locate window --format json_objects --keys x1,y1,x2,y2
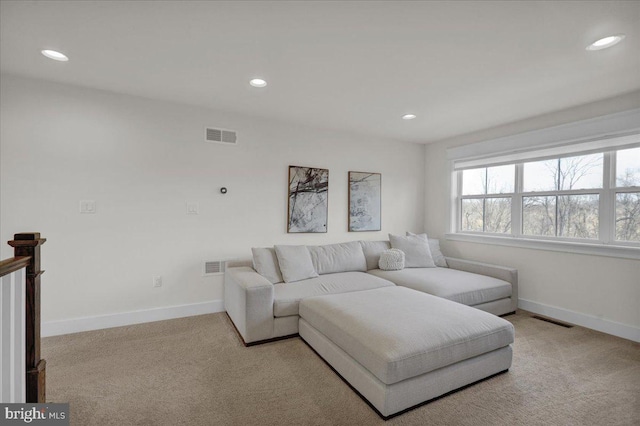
[
  {"x1": 615, "y1": 147, "x2": 640, "y2": 242},
  {"x1": 521, "y1": 153, "x2": 602, "y2": 239},
  {"x1": 454, "y1": 145, "x2": 640, "y2": 251},
  {"x1": 461, "y1": 165, "x2": 514, "y2": 233}
]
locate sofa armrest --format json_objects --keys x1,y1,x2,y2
[
  {"x1": 224, "y1": 266, "x2": 275, "y2": 344},
  {"x1": 445, "y1": 257, "x2": 518, "y2": 312},
  {"x1": 227, "y1": 259, "x2": 252, "y2": 268}
]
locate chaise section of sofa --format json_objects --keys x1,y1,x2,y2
[
  {"x1": 445, "y1": 257, "x2": 518, "y2": 313},
  {"x1": 368, "y1": 258, "x2": 517, "y2": 315},
  {"x1": 362, "y1": 239, "x2": 517, "y2": 315}
]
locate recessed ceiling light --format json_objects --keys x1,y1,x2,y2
[
  {"x1": 41, "y1": 49, "x2": 69, "y2": 61},
  {"x1": 402, "y1": 114, "x2": 417, "y2": 120},
  {"x1": 586, "y1": 34, "x2": 625, "y2": 51},
  {"x1": 249, "y1": 78, "x2": 267, "y2": 88}
]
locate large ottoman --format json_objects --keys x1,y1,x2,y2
[{"x1": 298, "y1": 286, "x2": 514, "y2": 419}]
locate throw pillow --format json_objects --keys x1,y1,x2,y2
[
  {"x1": 406, "y1": 232, "x2": 448, "y2": 267},
  {"x1": 251, "y1": 247, "x2": 284, "y2": 283},
  {"x1": 274, "y1": 245, "x2": 319, "y2": 283},
  {"x1": 378, "y1": 249, "x2": 405, "y2": 271},
  {"x1": 428, "y1": 239, "x2": 448, "y2": 268},
  {"x1": 388, "y1": 233, "x2": 436, "y2": 268}
]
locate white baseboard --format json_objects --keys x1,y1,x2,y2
[
  {"x1": 518, "y1": 299, "x2": 640, "y2": 343},
  {"x1": 41, "y1": 298, "x2": 639, "y2": 342},
  {"x1": 42, "y1": 299, "x2": 225, "y2": 337}
]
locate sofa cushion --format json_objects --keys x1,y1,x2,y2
[
  {"x1": 407, "y1": 233, "x2": 448, "y2": 268},
  {"x1": 359, "y1": 240, "x2": 391, "y2": 270},
  {"x1": 308, "y1": 241, "x2": 367, "y2": 275},
  {"x1": 299, "y1": 286, "x2": 514, "y2": 385},
  {"x1": 273, "y1": 272, "x2": 394, "y2": 317},
  {"x1": 251, "y1": 247, "x2": 283, "y2": 284},
  {"x1": 368, "y1": 267, "x2": 511, "y2": 306},
  {"x1": 388, "y1": 233, "x2": 436, "y2": 268},
  {"x1": 274, "y1": 245, "x2": 318, "y2": 283}
]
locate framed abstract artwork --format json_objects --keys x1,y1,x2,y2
[
  {"x1": 349, "y1": 171, "x2": 381, "y2": 232},
  {"x1": 287, "y1": 166, "x2": 329, "y2": 233}
]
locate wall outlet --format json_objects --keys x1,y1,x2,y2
[
  {"x1": 80, "y1": 200, "x2": 96, "y2": 214},
  {"x1": 186, "y1": 202, "x2": 199, "y2": 215},
  {"x1": 153, "y1": 276, "x2": 162, "y2": 288}
]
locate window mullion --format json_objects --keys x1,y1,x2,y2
[
  {"x1": 513, "y1": 163, "x2": 523, "y2": 237},
  {"x1": 482, "y1": 169, "x2": 487, "y2": 232},
  {"x1": 601, "y1": 151, "x2": 614, "y2": 243},
  {"x1": 555, "y1": 159, "x2": 560, "y2": 237},
  {"x1": 524, "y1": 188, "x2": 606, "y2": 196},
  {"x1": 555, "y1": 195, "x2": 559, "y2": 237},
  {"x1": 482, "y1": 198, "x2": 486, "y2": 232},
  {"x1": 454, "y1": 170, "x2": 462, "y2": 233}
]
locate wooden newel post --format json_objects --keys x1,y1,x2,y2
[{"x1": 8, "y1": 232, "x2": 46, "y2": 403}]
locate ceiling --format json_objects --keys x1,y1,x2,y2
[{"x1": 1, "y1": 1, "x2": 639, "y2": 144}]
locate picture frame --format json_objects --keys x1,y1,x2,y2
[
  {"x1": 287, "y1": 165, "x2": 329, "y2": 233},
  {"x1": 348, "y1": 171, "x2": 381, "y2": 232}
]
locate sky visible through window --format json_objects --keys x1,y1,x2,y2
[{"x1": 617, "y1": 147, "x2": 640, "y2": 187}]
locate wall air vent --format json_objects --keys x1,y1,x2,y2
[
  {"x1": 205, "y1": 127, "x2": 237, "y2": 145},
  {"x1": 203, "y1": 260, "x2": 226, "y2": 276}
]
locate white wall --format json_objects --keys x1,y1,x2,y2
[
  {"x1": 0, "y1": 75, "x2": 425, "y2": 330},
  {"x1": 424, "y1": 91, "x2": 640, "y2": 339}
]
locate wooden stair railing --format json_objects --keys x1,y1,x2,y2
[
  {"x1": 0, "y1": 255, "x2": 30, "y2": 402},
  {"x1": 5, "y1": 232, "x2": 47, "y2": 403}
]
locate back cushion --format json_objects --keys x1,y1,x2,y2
[
  {"x1": 406, "y1": 232, "x2": 448, "y2": 267},
  {"x1": 274, "y1": 245, "x2": 319, "y2": 283},
  {"x1": 359, "y1": 240, "x2": 391, "y2": 270},
  {"x1": 308, "y1": 241, "x2": 367, "y2": 275},
  {"x1": 251, "y1": 247, "x2": 283, "y2": 283}
]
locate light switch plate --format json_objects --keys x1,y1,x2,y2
[
  {"x1": 80, "y1": 200, "x2": 96, "y2": 214},
  {"x1": 186, "y1": 202, "x2": 199, "y2": 215}
]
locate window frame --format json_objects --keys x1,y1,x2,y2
[
  {"x1": 450, "y1": 147, "x2": 640, "y2": 259},
  {"x1": 459, "y1": 165, "x2": 515, "y2": 235},
  {"x1": 611, "y1": 148, "x2": 640, "y2": 246}
]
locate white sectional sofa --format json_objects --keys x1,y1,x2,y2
[{"x1": 224, "y1": 238, "x2": 518, "y2": 345}]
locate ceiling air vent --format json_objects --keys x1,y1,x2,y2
[
  {"x1": 205, "y1": 127, "x2": 237, "y2": 145},
  {"x1": 203, "y1": 260, "x2": 226, "y2": 276}
]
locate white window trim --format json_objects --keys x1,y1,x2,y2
[
  {"x1": 447, "y1": 109, "x2": 640, "y2": 260},
  {"x1": 445, "y1": 232, "x2": 640, "y2": 260},
  {"x1": 447, "y1": 108, "x2": 640, "y2": 164}
]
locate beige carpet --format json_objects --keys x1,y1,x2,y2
[{"x1": 43, "y1": 310, "x2": 640, "y2": 426}]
